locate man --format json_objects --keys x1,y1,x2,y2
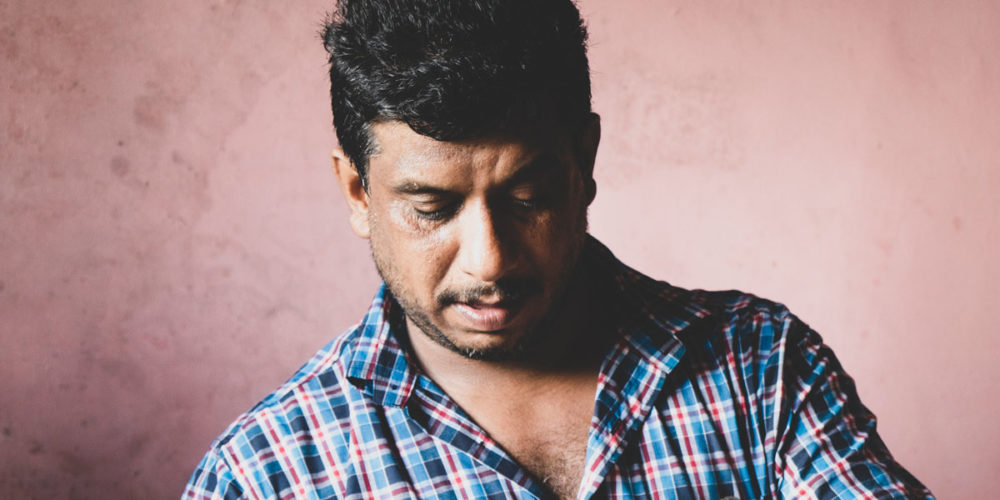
[{"x1": 184, "y1": 0, "x2": 933, "y2": 498}]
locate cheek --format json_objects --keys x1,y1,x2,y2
[
  {"x1": 379, "y1": 207, "x2": 456, "y2": 292},
  {"x1": 419, "y1": 236, "x2": 458, "y2": 290},
  {"x1": 536, "y1": 201, "x2": 589, "y2": 264}
]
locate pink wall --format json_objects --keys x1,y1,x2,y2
[{"x1": 2, "y1": 1, "x2": 996, "y2": 497}]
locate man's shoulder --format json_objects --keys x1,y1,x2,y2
[
  {"x1": 205, "y1": 323, "x2": 367, "y2": 455},
  {"x1": 590, "y1": 236, "x2": 814, "y2": 360},
  {"x1": 616, "y1": 260, "x2": 799, "y2": 331},
  {"x1": 687, "y1": 287, "x2": 810, "y2": 350},
  {"x1": 184, "y1": 289, "x2": 410, "y2": 497},
  {"x1": 687, "y1": 287, "x2": 799, "y2": 326},
  {"x1": 662, "y1": 286, "x2": 824, "y2": 390},
  {"x1": 184, "y1": 321, "x2": 387, "y2": 498},
  {"x1": 619, "y1": 265, "x2": 813, "y2": 361}
]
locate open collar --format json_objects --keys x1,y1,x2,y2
[
  {"x1": 575, "y1": 237, "x2": 714, "y2": 498},
  {"x1": 341, "y1": 236, "x2": 716, "y2": 498}
]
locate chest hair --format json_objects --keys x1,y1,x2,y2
[{"x1": 515, "y1": 434, "x2": 588, "y2": 500}]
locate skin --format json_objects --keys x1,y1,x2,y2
[{"x1": 332, "y1": 116, "x2": 604, "y2": 499}]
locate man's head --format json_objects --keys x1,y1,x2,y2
[
  {"x1": 324, "y1": 0, "x2": 600, "y2": 361},
  {"x1": 322, "y1": 0, "x2": 593, "y2": 188}
]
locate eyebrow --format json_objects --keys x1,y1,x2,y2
[
  {"x1": 389, "y1": 153, "x2": 564, "y2": 196},
  {"x1": 391, "y1": 182, "x2": 454, "y2": 196}
]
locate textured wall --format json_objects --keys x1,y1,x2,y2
[{"x1": 1, "y1": 0, "x2": 996, "y2": 498}]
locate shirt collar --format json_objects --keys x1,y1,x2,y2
[{"x1": 343, "y1": 285, "x2": 418, "y2": 407}]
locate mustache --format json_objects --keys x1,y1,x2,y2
[{"x1": 437, "y1": 277, "x2": 542, "y2": 306}]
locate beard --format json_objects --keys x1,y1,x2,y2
[
  {"x1": 372, "y1": 224, "x2": 589, "y2": 363},
  {"x1": 396, "y1": 278, "x2": 542, "y2": 361}
]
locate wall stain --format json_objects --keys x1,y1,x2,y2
[
  {"x1": 133, "y1": 83, "x2": 184, "y2": 132},
  {"x1": 874, "y1": 237, "x2": 894, "y2": 257},
  {"x1": 6, "y1": 107, "x2": 25, "y2": 145},
  {"x1": 133, "y1": 94, "x2": 165, "y2": 131},
  {"x1": 0, "y1": 25, "x2": 17, "y2": 61},
  {"x1": 57, "y1": 450, "x2": 95, "y2": 477},
  {"x1": 29, "y1": 440, "x2": 44, "y2": 455},
  {"x1": 97, "y1": 356, "x2": 146, "y2": 391},
  {"x1": 110, "y1": 156, "x2": 130, "y2": 178},
  {"x1": 126, "y1": 433, "x2": 151, "y2": 458}
]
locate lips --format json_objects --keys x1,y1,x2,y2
[{"x1": 451, "y1": 300, "x2": 524, "y2": 332}]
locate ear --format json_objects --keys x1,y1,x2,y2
[
  {"x1": 576, "y1": 113, "x2": 601, "y2": 205},
  {"x1": 331, "y1": 147, "x2": 372, "y2": 239}
]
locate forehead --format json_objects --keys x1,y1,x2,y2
[{"x1": 367, "y1": 121, "x2": 572, "y2": 185}]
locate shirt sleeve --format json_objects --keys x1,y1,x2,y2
[
  {"x1": 773, "y1": 315, "x2": 934, "y2": 499},
  {"x1": 182, "y1": 448, "x2": 248, "y2": 500}
]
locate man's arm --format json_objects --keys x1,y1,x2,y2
[
  {"x1": 182, "y1": 449, "x2": 247, "y2": 500},
  {"x1": 773, "y1": 316, "x2": 933, "y2": 499}
]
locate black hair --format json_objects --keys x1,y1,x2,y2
[{"x1": 322, "y1": 0, "x2": 592, "y2": 187}]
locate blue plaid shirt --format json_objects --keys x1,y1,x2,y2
[{"x1": 184, "y1": 237, "x2": 932, "y2": 499}]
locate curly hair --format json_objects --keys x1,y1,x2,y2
[{"x1": 321, "y1": 0, "x2": 592, "y2": 187}]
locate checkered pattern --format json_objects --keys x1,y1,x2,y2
[{"x1": 183, "y1": 237, "x2": 933, "y2": 499}]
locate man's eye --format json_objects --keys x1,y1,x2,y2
[
  {"x1": 510, "y1": 189, "x2": 548, "y2": 210},
  {"x1": 511, "y1": 196, "x2": 541, "y2": 209},
  {"x1": 412, "y1": 202, "x2": 456, "y2": 221}
]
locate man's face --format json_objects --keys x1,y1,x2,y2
[{"x1": 335, "y1": 120, "x2": 599, "y2": 361}]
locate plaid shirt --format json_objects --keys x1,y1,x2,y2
[{"x1": 184, "y1": 237, "x2": 932, "y2": 499}]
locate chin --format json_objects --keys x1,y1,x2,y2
[
  {"x1": 445, "y1": 328, "x2": 538, "y2": 362},
  {"x1": 452, "y1": 342, "x2": 528, "y2": 362}
]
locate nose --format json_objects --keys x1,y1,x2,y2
[{"x1": 456, "y1": 200, "x2": 515, "y2": 283}]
